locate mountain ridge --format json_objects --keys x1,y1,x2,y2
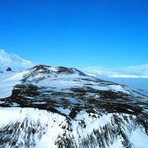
[
  {"x1": 0, "y1": 64, "x2": 148, "y2": 147},
  {"x1": 0, "y1": 50, "x2": 148, "y2": 147}
]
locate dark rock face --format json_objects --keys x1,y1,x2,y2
[
  {"x1": 5, "y1": 67, "x2": 12, "y2": 71},
  {"x1": 0, "y1": 65, "x2": 148, "y2": 148},
  {"x1": 3, "y1": 83, "x2": 147, "y2": 116}
]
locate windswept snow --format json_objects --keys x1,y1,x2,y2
[{"x1": 0, "y1": 71, "x2": 27, "y2": 98}]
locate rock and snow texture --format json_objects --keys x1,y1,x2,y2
[
  {"x1": 0, "y1": 107, "x2": 147, "y2": 148},
  {"x1": 0, "y1": 64, "x2": 148, "y2": 148},
  {"x1": 0, "y1": 49, "x2": 34, "y2": 71}
]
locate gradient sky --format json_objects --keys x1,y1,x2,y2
[{"x1": 0, "y1": 0, "x2": 148, "y2": 68}]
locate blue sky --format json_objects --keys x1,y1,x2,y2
[{"x1": 0, "y1": 0, "x2": 148, "y2": 68}]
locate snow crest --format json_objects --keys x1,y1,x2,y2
[{"x1": 0, "y1": 49, "x2": 34, "y2": 71}]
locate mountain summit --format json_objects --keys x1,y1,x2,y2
[{"x1": 0, "y1": 49, "x2": 34, "y2": 71}]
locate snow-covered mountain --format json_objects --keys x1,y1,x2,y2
[
  {"x1": 0, "y1": 49, "x2": 34, "y2": 71},
  {"x1": 0, "y1": 64, "x2": 148, "y2": 148},
  {"x1": 83, "y1": 64, "x2": 148, "y2": 78}
]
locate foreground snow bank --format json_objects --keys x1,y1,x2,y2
[
  {"x1": 0, "y1": 107, "x2": 66, "y2": 148},
  {"x1": 0, "y1": 107, "x2": 147, "y2": 148}
]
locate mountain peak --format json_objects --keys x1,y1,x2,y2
[
  {"x1": 29, "y1": 64, "x2": 87, "y2": 76},
  {"x1": 0, "y1": 49, "x2": 34, "y2": 71}
]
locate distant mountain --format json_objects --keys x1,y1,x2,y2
[
  {"x1": 0, "y1": 64, "x2": 148, "y2": 148},
  {"x1": 83, "y1": 64, "x2": 148, "y2": 78},
  {"x1": 0, "y1": 49, "x2": 34, "y2": 71},
  {"x1": 82, "y1": 65, "x2": 148, "y2": 90}
]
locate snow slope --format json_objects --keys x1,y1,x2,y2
[
  {"x1": 0, "y1": 70, "x2": 28, "y2": 98},
  {"x1": 0, "y1": 65, "x2": 148, "y2": 148},
  {"x1": 0, "y1": 49, "x2": 34, "y2": 71}
]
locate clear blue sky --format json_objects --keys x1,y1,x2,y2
[{"x1": 0, "y1": 0, "x2": 148, "y2": 68}]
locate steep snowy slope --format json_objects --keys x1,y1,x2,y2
[
  {"x1": 0, "y1": 70, "x2": 28, "y2": 98},
  {"x1": 0, "y1": 49, "x2": 34, "y2": 71},
  {"x1": 0, "y1": 65, "x2": 148, "y2": 148}
]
